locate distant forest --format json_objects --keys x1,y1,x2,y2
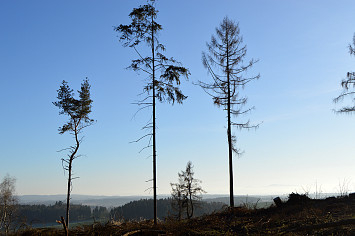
[
  {"x1": 110, "y1": 198, "x2": 226, "y2": 221},
  {"x1": 16, "y1": 202, "x2": 105, "y2": 226},
  {"x1": 15, "y1": 199, "x2": 225, "y2": 226}
]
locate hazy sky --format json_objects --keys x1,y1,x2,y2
[{"x1": 1, "y1": 0, "x2": 355, "y2": 197}]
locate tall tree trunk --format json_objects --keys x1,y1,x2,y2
[
  {"x1": 226, "y1": 28, "x2": 234, "y2": 208},
  {"x1": 228, "y1": 108, "x2": 234, "y2": 208},
  {"x1": 151, "y1": 14, "x2": 157, "y2": 225},
  {"x1": 65, "y1": 124, "x2": 80, "y2": 232},
  {"x1": 228, "y1": 96, "x2": 234, "y2": 207},
  {"x1": 66, "y1": 161, "x2": 71, "y2": 229},
  {"x1": 188, "y1": 190, "x2": 194, "y2": 219},
  {"x1": 186, "y1": 195, "x2": 190, "y2": 219}
]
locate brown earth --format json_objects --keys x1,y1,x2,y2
[{"x1": 13, "y1": 193, "x2": 355, "y2": 235}]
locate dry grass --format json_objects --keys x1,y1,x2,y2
[{"x1": 11, "y1": 193, "x2": 355, "y2": 235}]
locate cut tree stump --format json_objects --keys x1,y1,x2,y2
[{"x1": 273, "y1": 197, "x2": 282, "y2": 207}]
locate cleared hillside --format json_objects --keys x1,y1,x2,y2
[{"x1": 15, "y1": 193, "x2": 355, "y2": 235}]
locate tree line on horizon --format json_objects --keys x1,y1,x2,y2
[
  {"x1": 16, "y1": 202, "x2": 92, "y2": 227},
  {"x1": 0, "y1": 197, "x2": 226, "y2": 231},
  {"x1": 110, "y1": 198, "x2": 225, "y2": 221}
]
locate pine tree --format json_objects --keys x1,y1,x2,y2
[
  {"x1": 53, "y1": 78, "x2": 94, "y2": 233},
  {"x1": 115, "y1": 0, "x2": 189, "y2": 224},
  {"x1": 171, "y1": 161, "x2": 205, "y2": 219},
  {"x1": 198, "y1": 17, "x2": 259, "y2": 207}
]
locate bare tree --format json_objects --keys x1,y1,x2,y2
[
  {"x1": 197, "y1": 17, "x2": 260, "y2": 207},
  {"x1": 334, "y1": 33, "x2": 355, "y2": 113},
  {"x1": 0, "y1": 174, "x2": 18, "y2": 235},
  {"x1": 53, "y1": 78, "x2": 94, "y2": 233},
  {"x1": 170, "y1": 181, "x2": 184, "y2": 220},
  {"x1": 337, "y1": 178, "x2": 350, "y2": 197},
  {"x1": 171, "y1": 161, "x2": 205, "y2": 219},
  {"x1": 115, "y1": 0, "x2": 189, "y2": 224}
]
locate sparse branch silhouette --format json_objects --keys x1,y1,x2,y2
[
  {"x1": 197, "y1": 17, "x2": 260, "y2": 207},
  {"x1": 170, "y1": 161, "x2": 206, "y2": 220},
  {"x1": 115, "y1": 0, "x2": 190, "y2": 225},
  {"x1": 53, "y1": 78, "x2": 94, "y2": 234},
  {"x1": 334, "y1": 33, "x2": 355, "y2": 114},
  {"x1": 0, "y1": 175, "x2": 18, "y2": 235}
]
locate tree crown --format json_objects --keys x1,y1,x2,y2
[
  {"x1": 200, "y1": 16, "x2": 259, "y2": 108},
  {"x1": 53, "y1": 78, "x2": 94, "y2": 134},
  {"x1": 114, "y1": 0, "x2": 190, "y2": 105}
]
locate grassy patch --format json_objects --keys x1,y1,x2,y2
[{"x1": 12, "y1": 193, "x2": 355, "y2": 235}]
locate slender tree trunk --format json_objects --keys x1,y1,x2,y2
[
  {"x1": 188, "y1": 191, "x2": 194, "y2": 219},
  {"x1": 228, "y1": 109, "x2": 234, "y2": 207},
  {"x1": 226, "y1": 29, "x2": 234, "y2": 208},
  {"x1": 3, "y1": 207, "x2": 8, "y2": 236},
  {"x1": 186, "y1": 196, "x2": 190, "y2": 219},
  {"x1": 178, "y1": 197, "x2": 182, "y2": 220},
  {"x1": 151, "y1": 14, "x2": 157, "y2": 225},
  {"x1": 228, "y1": 96, "x2": 234, "y2": 207},
  {"x1": 66, "y1": 160, "x2": 72, "y2": 230},
  {"x1": 5, "y1": 220, "x2": 8, "y2": 236},
  {"x1": 65, "y1": 124, "x2": 80, "y2": 232},
  {"x1": 60, "y1": 216, "x2": 68, "y2": 236}
]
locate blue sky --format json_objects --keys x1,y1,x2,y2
[{"x1": 1, "y1": 0, "x2": 355, "y2": 197}]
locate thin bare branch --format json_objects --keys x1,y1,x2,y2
[{"x1": 130, "y1": 133, "x2": 153, "y2": 144}]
